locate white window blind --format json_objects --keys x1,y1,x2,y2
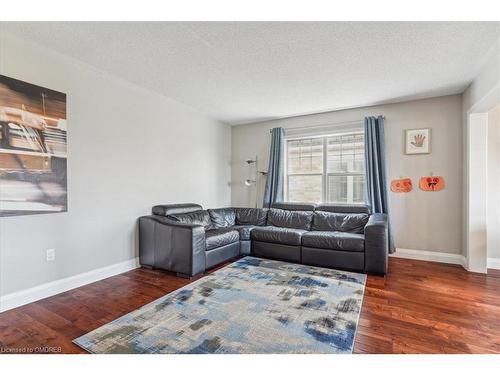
[{"x1": 285, "y1": 130, "x2": 366, "y2": 204}]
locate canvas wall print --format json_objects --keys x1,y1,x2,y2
[
  {"x1": 405, "y1": 128, "x2": 430, "y2": 154},
  {"x1": 419, "y1": 176, "x2": 444, "y2": 191},
  {"x1": 0, "y1": 75, "x2": 67, "y2": 216}
]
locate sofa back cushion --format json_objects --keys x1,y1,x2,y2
[
  {"x1": 315, "y1": 203, "x2": 370, "y2": 214},
  {"x1": 208, "y1": 208, "x2": 236, "y2": 228},
  {"x1": 271, "y1": 202, "x2": 316, "y2": 211},
  {"x1": 267, "y1": 208, "x2": 313, "y2": 230},
  {"x1": 313, "y1": 211, "x2": 369, "y2": 234},
  {"x1": 168, "y1": 210, "x2": 212, "y2": 230},
  {"x1": 235, "y1": 208, "x2": 268, "y2": 226}
]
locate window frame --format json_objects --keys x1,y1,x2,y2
[{"x1": 284, "y1": 130, "x2": 366, "y2": 204}]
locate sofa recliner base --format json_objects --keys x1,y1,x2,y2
[
  {"x1": 240, "y1": 240, "x2": 251, "y2": 255},
  {"x1": 301, "y1": 246, "x2": 365, "y2": 272},
  {"x1": 205, "y1": 242, "x2": 240, "y2": 269},
  {"x1": 252, "y1": 241, "x2": 301, "y2": 263}
]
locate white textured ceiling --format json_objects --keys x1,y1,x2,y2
[{"x1": 2, "y1": 22, "x2": 499, "y2": 124}]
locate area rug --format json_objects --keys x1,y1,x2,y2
[{"x1": 73, "y1": 256, "x2": 366, "y2": 354}]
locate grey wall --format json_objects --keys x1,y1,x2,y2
[
  {"x1": 461, "y1": 38, "x2": 499, "y2": 270},
  {"x1": 231, "y1": 95, "x2": 463, "y2": 254},
  {"x1": 0, "y1": 33, "x2": 231, "y2": 296}
]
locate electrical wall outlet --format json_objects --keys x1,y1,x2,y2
[{"x1": 46, "y1": 248, "x2": 55, "y2": 262}]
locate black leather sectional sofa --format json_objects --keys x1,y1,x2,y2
[{"x1": 138, "y1": 202, "x2": 389, "y2": 278}]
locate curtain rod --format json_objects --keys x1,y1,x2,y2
[{"x1": 269, "y1": 116, "x2": 386, "y2": 133}]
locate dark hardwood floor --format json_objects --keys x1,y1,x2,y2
[{"x1": 0, "y1": 257, "x2": 499, "y2": 354}]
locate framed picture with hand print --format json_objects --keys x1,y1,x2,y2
[{"x1": 405, "y1": 128, "x2": 431, "y2": 154}]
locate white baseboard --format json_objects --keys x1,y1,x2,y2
[
  {"x1": 0, "y1": 257, "x2": 140, "y2": 313},
  {"x1": 391, "y1": 248, "x2": 467, "y2": 268},
  {"x1": 488, "y1": 257, "x2": 500, "y2": 270}
]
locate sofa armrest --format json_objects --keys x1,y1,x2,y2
[
  {"x1": 364, "y1": 213, "x2": 388, "y2": 275},
  {"x1": 138, "y1": 215, "x2": 206, "y2": 277}
]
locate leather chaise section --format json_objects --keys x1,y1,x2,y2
[
  {"x1": 267, "y1": 208, "x2": 313, "y2": 230},
  {"x1": 205, "y1": 228, "x2": 239, "y2": 250},
  {"x1": 301, "y1": 231, "x2": 365, "y2": 252},
  {"x1": 251, "y1": 226, "x2": 307, "y2": 246},
  {"x1": 312, "y1": 211, "x2": 369, "y2": 234}
]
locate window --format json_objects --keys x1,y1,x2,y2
[{"x1": 285, "y1": 132, "x2": 366, "y2": 204}]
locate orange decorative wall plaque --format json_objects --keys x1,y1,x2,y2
[
  {"x1": 391, "y1": 178, "x2": 412, "y2": 193},
  {"x1": 419, "y1": 176, "x2": 445, "y2": 191}
]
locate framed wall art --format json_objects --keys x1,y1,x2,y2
[
  {"x1": 405, "y1": 128, "x2": 430, "y2": 155},
  {"x1": 0, "y1": 75, "x2": 67, "y2": 216}
]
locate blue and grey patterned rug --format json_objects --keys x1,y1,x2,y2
[{"x1": 74, "y1": 257, "x2": 366, "y2": 354}]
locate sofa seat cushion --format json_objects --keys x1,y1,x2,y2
[
  {"x1": 230, "y1": 225, "x2": 256, "y2": 240},
  {"x1": 312, "y1": 211, "x2": 369, "y2": 234},
  {"x1": 267, "y1": 208, "x2": 313, "y2": 230},
  {"x1": 205, "y1": 228, "x2": 239, "y2": 250},
  {"x1": 251, "y1": 226, "x2": 307, "y2": 246},
  {"x1": 302, "y1": 231, "x2": 365, "y2": 252}
]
